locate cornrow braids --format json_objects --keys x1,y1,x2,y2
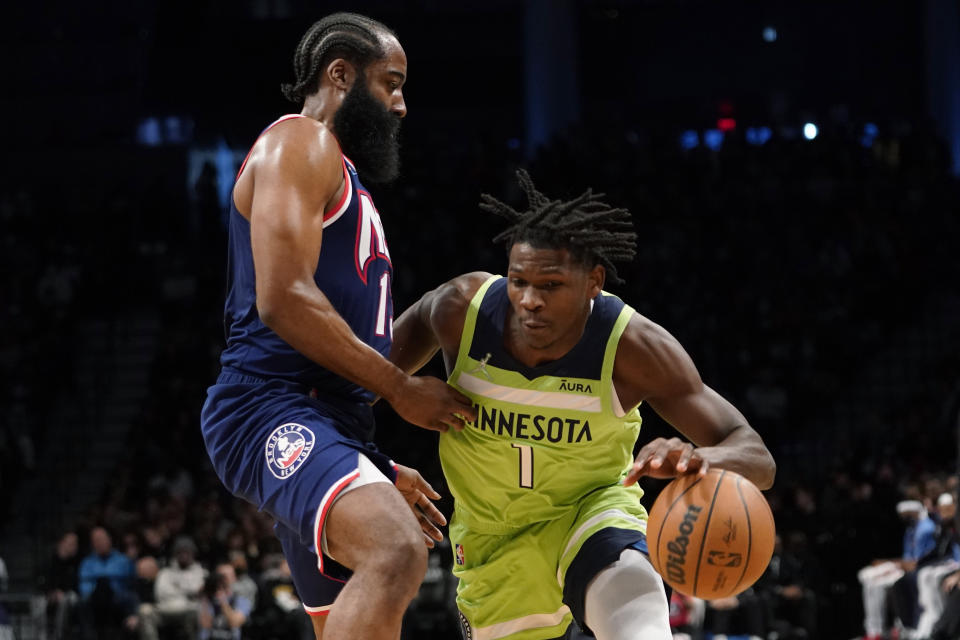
[
  {"x1": 281, "y1": 13, "x2": 396, "y2": 104},
  {"x1": 480, "y1": 169, "x2": 638, "y2": 284}
]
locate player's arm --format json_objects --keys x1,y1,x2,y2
[
  {"x1": 390, "y1": 272, "x2": 493, "y2": 375},
  {"x1": 616, "y1": 315, "x2": 776, "y2": 489},
  {"x1": 249, "y1": 122, "x2": 474, "y2": 431}
]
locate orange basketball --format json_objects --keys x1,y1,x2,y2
[{"x1": 646, "y1": 468, "x2": 775, "y2": 599}]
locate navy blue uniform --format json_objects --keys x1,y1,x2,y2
[{"x1": 201, "y1": 115, "x2": 398, "y2": 616}]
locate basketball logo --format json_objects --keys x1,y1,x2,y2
[{"x1": 265, "y1": 423, "x2": 315, "y2": 479}]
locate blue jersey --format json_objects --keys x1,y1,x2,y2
[{"x1": 219, "y1": 115, "x2": 393, "y2": 404}]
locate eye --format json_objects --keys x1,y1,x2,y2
[
  {"x1": 510, "y1": 278, "x2": 527, "y2": 287},
  {"x1": 539, "y1": 281, "x2": 562, "y2": 290}
]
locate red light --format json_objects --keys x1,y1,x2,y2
[{"x1": 717, "y1": 118, "x2": 737, "y2": 132}]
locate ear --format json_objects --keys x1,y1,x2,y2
[
  {"x1": 324, "y1": 58, "x2": 356, "y2": 92},
  {"x1": 587, "y1": 264, "x2": 605, "y2": 298}
]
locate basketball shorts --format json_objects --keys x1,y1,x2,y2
[
  {"x1": 201, "y1": 369, "x2": 398, "y2": 615},
  {"x1": 451, "y1": 483, "x2": 655, "y2": 640}
]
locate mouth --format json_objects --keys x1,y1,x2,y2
[{"x1": 522, "y1": 319, "x2": 548, "y2": 331}]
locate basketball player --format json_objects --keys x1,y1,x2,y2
[
  {"x1": 390, "y1": 171, "x2": 777, "y2": 640},
  {"x1": 200, "y1": 13, "x2": 476, "y2": 640}
]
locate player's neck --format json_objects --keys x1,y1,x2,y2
[
  {"x1": 301, "y1": 93, "x2": 338, "y2": 131},
  {"x1": 502, "y1": 306, "x2": 590, "y2": 369}
]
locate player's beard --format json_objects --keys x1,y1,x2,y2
[{"x1": 333, "y1": 75, "x2": 402, "y2": 185}]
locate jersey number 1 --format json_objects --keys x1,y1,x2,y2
[
  {"x1": 375, "y1": 272, "x2": 391, "y2": 337},
  {"x1": 511, "y1": 443, "x2": 534, "y2": 489}
]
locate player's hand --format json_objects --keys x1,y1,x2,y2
[
  {"x1": 623, "y1": 437, "x2": 708, "y2": 486},
  {"x1": 388, "y1": 375, "x2": 477, "y2": 433},
  {"x1": 395, "y1": 464, "x2": 447, "y2": 548},
  {"x1": 942, "y1": 571, "x2": 960, "y2": 593}
]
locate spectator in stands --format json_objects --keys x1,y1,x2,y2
[
  {"x1": 199, "y1": 563, "x2": 251, "y2": 640},
  {"x1": 667, "y1": 592, "x2": 704, "y2": 640},
  {"x1": 0, "y1": 555, "x2": 11, "y2": 640},
  {"x1": 77, "y1": 526, "x2": 137, "y2": 639},
  {"x1": 247, "y1": 553, "x2": 302, "y2": 639},
  {"x1": 916, "y1": 492, "x2": 960, "y2": 638},
  {"x1": 760, "y1": 531, "x2": 820, "y2": 639},
  {"x1": 932, "y1": 567, "x2": 960, "y2": 639},
  {"x1": 701, "y1": 588, "x2": 766, "y2": 639},
  {"x1": 226, "y1": 551, "x2": 257, "y2": 613},
  {"x1": 42, "y1": 531, "x2": 80, "y2": 639},
  {"x1": 129, "y1": 555, "x2": 158, "y2": 639},
  {"x1": 857, "y1": 500, "x2": 936, "y2": 640},
  {"x1": 139, "y1": 536, "x2": 204, "y2": 640}
]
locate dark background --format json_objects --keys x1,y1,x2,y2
[{"x1": 2, "y1": 1, "x2": 959, "y2": 638}]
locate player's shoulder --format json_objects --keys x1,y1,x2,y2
[
  {"x1": 619, "y1": 311, "x2": 682, "y2": 357},
  {"x1": 427, "y1": 272, "x2": 496, "y2": 325},
  {"x1": 614, "y1": 310, "x2": 702, "y2": 396},
  {"x1": 249, "y1": 116, "x2": 342, "y2": 178}
]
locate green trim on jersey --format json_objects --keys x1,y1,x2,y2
[{"x1": 441, "y1": 275, "x2": 646, "y2": 535}]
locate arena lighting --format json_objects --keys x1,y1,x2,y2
[
  {"x1": 861, "y1": 122, "x2": 878, "y2": 148},
  {"x1": 680, "y1": 130, "x2": 699, "y2": 150},
  {"x1": 703, "y1": 129, "x2": 724, "y2": 151},
  {"x1": 803, "y1": 122, "x2": 818, "y2": 140},
  {"x1": 745, "y1": 126, "x2": 772, "y2": 145},
  {"x1": 717, "y1": 118, "x2": 737, "y2": 132},
  {"x1": 762, "y1": 26, "x2": 777, "y2": 42}
]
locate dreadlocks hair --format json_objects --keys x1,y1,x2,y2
[
  {"x1": 480, "y1": 169, "x2": 638, "y2": 285},
  {"x1": 281, "y1": 13, "x2": 396, "y2": 104}
]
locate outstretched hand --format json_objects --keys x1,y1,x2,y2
[
  {"x1": 389, "y1": 375, "x2": 477, "y2": 433},
  {"x1": 622, "y1": 436, "x2": 708, "y2": 486},
  {"x1": 395, "y1": 464, "x2": 447, "y2": 548}
]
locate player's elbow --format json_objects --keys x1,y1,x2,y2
[
  {"x1": 256, "y1": 295, "x2": 280, "y2": 328},
  {"x1": 755, "y1": 451, "x2": 776, "y2": 490},
  {"x1": 256, "y1": 286, "x2": 292, "y2": 330}
]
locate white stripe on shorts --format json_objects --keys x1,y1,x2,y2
[
  {"x1": 556, "y1": 508, "x2": 647, "y2": 585},
  {"x1": 303, "y1": 603, "x2": 332, "y2": 616},
  {"x1": 472, "y1": 605, "x2": 571, "y2": 640}
]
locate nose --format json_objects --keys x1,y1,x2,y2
[
  {"x1": 392, "y1": 92, "x2": 407, "y2": 119},
  {"x1": 520, "y1": 287, "x2": 543, "y2": 311}
]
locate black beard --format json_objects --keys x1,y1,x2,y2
[{"x1": 332, "y1": 77, "x2": 402, "y2": 185}]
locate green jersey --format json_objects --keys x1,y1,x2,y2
[{"x1": 442, "y1": 275, "x2": 646, "y2": 534}]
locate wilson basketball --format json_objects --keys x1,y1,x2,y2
[{"x1": 646, "y1": 468, "x2": 775, "y2": 599}]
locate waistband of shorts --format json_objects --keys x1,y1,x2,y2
[
  {"x1": 219, "y1": 366, "x2": 355, "y2": 399},
  {"x1": 218, "y1": 366, "x2": 376, "y2": 437}
]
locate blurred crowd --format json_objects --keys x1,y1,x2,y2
[{"x1": 1, "y1": 113, "x2": 959, "y2": 639}]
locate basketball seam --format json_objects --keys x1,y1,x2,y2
[
  {"x1": 692, "y1": 470, "x2": 726, "y2": 598},
  {"x1": 729, "y1": 475, "x2": 753, "y2": 594}
]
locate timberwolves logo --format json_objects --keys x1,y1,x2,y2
[{"x1": 265, "y1": 423, "x2": 315, "y2": 479}]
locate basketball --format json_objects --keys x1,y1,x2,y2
[{"x1": 646, "y1": 468, "x2": 775, "y2": 599}]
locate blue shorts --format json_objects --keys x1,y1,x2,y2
[{"x1": 201, "y1": 369, "x2": 398, "y2": 614}]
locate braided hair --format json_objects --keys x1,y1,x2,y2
[
  {"x1": 480, "y1": 170, "x2": 638, "y2": 284},
  {"x1": 281, "y1": 13, "x2": 396, "y2": 104}
]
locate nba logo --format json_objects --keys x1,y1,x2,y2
[{"x1": 455, "y1": 543, "x2": 465, "y2": 566}]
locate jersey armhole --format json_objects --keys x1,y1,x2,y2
[
  {"x1": 322, "y1": 158, "x2": 352, "y2": 228},
  {"x1": 602, "y1": 304, "x2": 638, "y2": 417},
  {"x1": 451, "y1": 275, "x2": 501, "y2": 379}
]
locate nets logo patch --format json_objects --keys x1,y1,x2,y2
[{"x1": 265, "y1": 423, "x2": 315, "y2": 479}]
